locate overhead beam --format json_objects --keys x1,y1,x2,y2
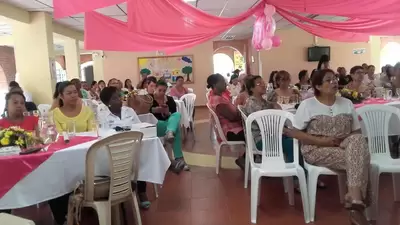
[
  {"x1": 53, "y1": 23, "x2": 84, "y2": 42},
  {"x1": 0, "y1": 2, "x2": 30, "y2": 23}
]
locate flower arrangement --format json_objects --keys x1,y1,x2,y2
[
  {"x1": 0, "y1": 127, "x2": 37, "y2": 148},
  {"x1": 339, "y1": 88, "x2": 364, "y2": 104}
]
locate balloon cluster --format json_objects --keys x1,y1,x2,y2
[{"x1": 252, "y1": 4, "x2": 282, "y2": 51}]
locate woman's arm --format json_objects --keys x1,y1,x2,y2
[
  {"x1": 284, "y1": 128, "x2": 339, "y2": 147},
  {"x1": 216, "y1": 104, "x2": 241, "y2": 122}
]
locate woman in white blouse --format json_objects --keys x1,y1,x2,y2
[{"x1": 286, "y1": 69, "x2": 371, "y2": 225}]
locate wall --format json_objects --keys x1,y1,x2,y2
[
  {"x1": 103, "y1": 41, "x2": 214, "y2": 106},
  {"x1": 0, "y1": 46, "x2": 16, "y2": 90},
  {"x1": 260, "y1": 28, "x2": 374, "y2": 82}
]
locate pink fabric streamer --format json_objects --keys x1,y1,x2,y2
[
  {"x1": 53, "y1": 0, "x2": 125, "y2": 18},
  {"x1": 267, "y1": 0, "x2": 400, "y2": 20},
  {"x1": 85, "y1": 11, "x2": 222, "y2": 53},
  {"x1": 276, "y1": 7, "x2": 400, "y2": 36},
  {"x1": 126, "y1": 0, "x2": 263, "y2": 35},
  {"x1": 276, "y1": 8, "x2": 369, "y2": 42}
]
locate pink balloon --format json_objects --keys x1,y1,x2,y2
[
  {"x1": 262, "y1": 38, "x2": 272, "y2": 50},
  {"x1": 271, "y1": 35, "x2": 282, "y2": 47},
  {"x1": 264, "y1": 4, "x2": 276, "y2": 17}
]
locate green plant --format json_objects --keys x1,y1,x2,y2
[
  {"x1": 181, "y1": 66, "x2": 193, "y2": 82},
  {"x1": 140, "y1": 68, "x2": 151, "y2": 76}
]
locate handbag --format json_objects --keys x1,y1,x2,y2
[
  {"x1": 69, "y1": 176, "x2": 110, "y2": 223},
  {"x1": 126, "y1": 91, "x2": 154, "y2": 115}
]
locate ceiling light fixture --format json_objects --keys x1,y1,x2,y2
[{"x1": 183, "y1": 0, "x2": 196, "y2": 2}]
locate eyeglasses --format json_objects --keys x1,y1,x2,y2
[{"x1": 323, "y1": 78, "x2": 339, "y2": 84}]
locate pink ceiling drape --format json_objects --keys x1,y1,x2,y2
[
  {"x1": 126, "y1": 0, "x2": 263, "y2": 35},
  {"x1": 267, "y1": 0, "x2": 400, "y2": 19},
  {"x1": 84, "y1": 11, "x2": 223, "y2": 53},
  {"x1": 53, "y1": 0, "x2": 400, "y2": 52}
]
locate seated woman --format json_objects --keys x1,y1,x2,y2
[
  {"x1": 287, "y1": 69, "x2": 370, "y2": 225},
  {"x1": 268, "y1": 70, "x2": 301, "y2": 103},
  {"x1": 234, "y1": 75, "x2": 252, "y2": 106},
  {"x1": 243, "y1": 75, "x2": 293, "y2": 159},
  {"x1": 347, "y1": 65, "x2": 374, "y2": 97},
  {"x1": 169, "y1": 76, "x2": 188, "y2": 99},
  {"x1": 52, "y1": 81, "x2": 95, "y2": 133},
  {"x1": 151, "y1": 80, "x2": 189, "y2": 171},
  {"x1": 90, "y1": 81, "x2": 100, "y2": 100},
  {"x1": 124, "y1": 79, "x2": 134, "y2": 92},
  {"x1": 228, "y1": 74, "x2": 241, "y2": 97},
  {"x1": 207, "y1": 74, "x2": 246, "y2": 169},
  {"x1": 0, "y1": 92, "x2": 38, "y2": 132},
  {"x1": 7, "y1": 86, "x2": 38, "y2": 112},
  {"x1": 146, "y1": 77, "x2": 157, "y2": 95},
  {"x1": 97, "y1": 86, "x2": 153, "y2": 209},
  {"x1": 294, "y1": 70, "x2": 310, "y2": 90}
]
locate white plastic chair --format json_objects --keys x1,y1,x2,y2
[
  {"x1": 67, "y1": 131, "x2": 143, "y2": 225},
  {"x1": 0, "y1": 213, "x2": 35, "y2": 225},
  {"x1": 205, "y1": 91, "x2": 215, "y2": 141},
  {"x1": 206, "y1": 103, "x2": 245, "y2": 174},
  {"x1": 187, "y1": 88, "x2": 194, "y2": 93},
  {"x1": 245, "y1": 109, "x2": 310, "y2": 224},
  {"x1": 237, "y1": 105, "x2": 262, "y2": 188},
  {"x1": 356, "y1": 104, "x2": 400, "y2": 220},
  {"x1": 180, "y1": 93, "x2": 196, "y2": 135},
  {"x1": 37, "y1": 104, "x2": 51, "y2": 116}
]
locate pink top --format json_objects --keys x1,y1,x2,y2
[
  {"x1": 169, "y1": 86, "x2": 188, "y2": 99},
  {"x1": 209, "y1": 94, "x2": 243, "y2": 136},
  {"x1": 0, "y1": 116, "x2": 38, "y2": 131}
]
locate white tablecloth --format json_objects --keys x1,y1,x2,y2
[
  {"x1": 0, "y1": 135, "x2": 170, "y2": 209},
  {"x1": 174, "y1": 100, "x2": 190, "y2": 128}
]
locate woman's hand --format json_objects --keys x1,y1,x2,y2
[
  {"x1": 152, "y1": 107, "x2": 163, "y2": 113},
  {"x1": 318, "y1": 137, "x2": 342, "y2": 147}
]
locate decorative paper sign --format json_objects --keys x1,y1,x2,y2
[
  {"x1": 353, "y1": 48, "x2": 366, "y2": 55},
  {"x1": 138, "y1": 55, "x2": 194, "y2": 84},
  {"x1": 49, "y1": 58, "x2": 57, "y2": 79}
]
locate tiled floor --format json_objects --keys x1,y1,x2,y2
[{"x1": 8, "y1": 107, "x2": 400, "y2": 225}]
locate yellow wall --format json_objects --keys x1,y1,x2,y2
[
  {"x1": 103, "y1": 41, "x2": 214, "y2": 106},
  {"x1": 102, "y1": 28, "x2": 383, "y2": 106}
]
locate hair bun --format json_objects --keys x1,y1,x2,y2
[{"x1": 206, "y1": 84, "x2": 211, "y2": 89}]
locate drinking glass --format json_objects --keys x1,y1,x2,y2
[
  {"x1": 396, "y1": 88, "x2": 400, "y2": 98},
  {"x1": 24, "y1": 135, "x2": 35, "y2": 151},
  {"x1": 61, "y1": 121, "x2": 76, "y2": 137},
  {"x1": 384, "y1": 89, "x2": 393, "y2": 100}
]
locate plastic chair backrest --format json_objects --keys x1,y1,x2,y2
[
  {"x1": 188, "y1": 88, "x2": 194, "y2": 93},
  {"x1": 206, "y1": 103, "x2": 227, "y2": 142},
  {"x1": 245, "y1": 109, "x2": 299, "y2": 169},
  {"x1": 237, "y1": 105, "x2": 248, "y2": 137},
  {"x1": 206, "y1": 91, "x2": 210, "y2": 102},
  {"x1": 180, "y1": 93, "x2": 196, "y2": 120},
  {"x1": 356, "y1": 104, "x2": 399, "y2": 157},
  {"x1": 84, "y1": 131, "x2": 143, "y2": 203},
  {"x1": 37, "y1": 104, "x2": 51, "y2": 115}
]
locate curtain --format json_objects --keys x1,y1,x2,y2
[
  {"x1": 277, "y1": 8, "x2": 369, "y2": 42},
  {"x1": 276, "y1": 7, "x2": 400, "y2": 36},
  {"x1": 54, "y1": 0, "x2": 125, "y2": 18},
  {"x1": 84, "y1": 11, "x2": 223, "y2": 53},
  {"x1": 267, "y1": 0, "x2": 400, "y2": 19},
  {"x1": 126, "y1": 0, "x2": 264, "y2": 35}
]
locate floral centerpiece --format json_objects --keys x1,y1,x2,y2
[
  {"x1": 339, "y1": 88, "x2": 364, "y2": 104},
  {"x1": 0, "y1": 127, "x2": 42, "y2": 156}
]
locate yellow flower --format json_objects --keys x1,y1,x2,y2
[
  {"x1": 5, "y1": 131, "x2": 13, "y2": 138},
  {"x1": 1, "y1": 137, "x2": 10, "y2": 146},
  {"x1": 352, "y1": 91, "x2": 359, "y2": 98},
  {"x1": 15, "y1": 140, "x2": 23, "y2": 146},
  {"x1": 336, "y1": 92, "x2": 342, "y2": 97}
]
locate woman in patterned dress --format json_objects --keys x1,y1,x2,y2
[
  {"x1": 287, "y1": 69, "x2": 371, "y2": 225},
  {"x1": 267, "y1": 70, "x2": 301, "y2": 103}
]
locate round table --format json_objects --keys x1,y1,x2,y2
[{"x1": 0, "y1": 132, "x2": 170, "y2": 210}]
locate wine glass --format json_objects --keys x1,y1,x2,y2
[
  {"x1": 277, "y1": 96, "x2": 283, "y2": 104},
  {"x1": 396, "y1": 88, "x2": 400, "y2": 99}
]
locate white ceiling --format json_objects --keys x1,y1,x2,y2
[{"x1": 0, "y1": 0, "x2": 347, "y2": 40}]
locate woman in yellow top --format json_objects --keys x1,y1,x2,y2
[{"x1": 52, "y1": 81, "x2": 94, "y2": 133}]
